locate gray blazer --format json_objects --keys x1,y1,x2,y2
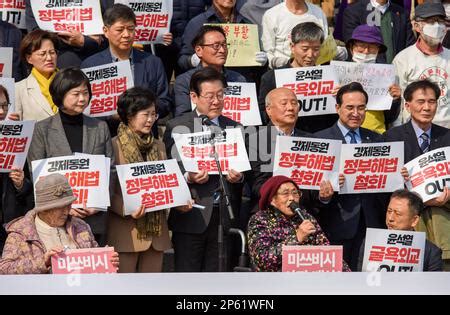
[{"x1": 28, "y1": 113, "x2": 114, "y2": 237}]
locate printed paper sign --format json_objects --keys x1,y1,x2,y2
[
  {"x1": 31, "y1": 154, "x2": 110, "y2": 208},
  {"x1": 115, "y1": 0, "x2": 172, "y2": 44},
  {"x1": 362, "y1": 228, "x2": 425, "y2": 272},
  {"x1": 282, "y1": 245, "x2": 343, "y2": 272},
  {"x1": 0, "y1": 120, "x2": 34, "y2": 172},
  {"x1": 275, "y1": 66, "x2": 338, "y2": 117},
  {"x1": 82, "y1": 60, "x2": 134, "y2": 117},
  {"x1": 273, "y1": 136, "x2": 341, "y2": 191},
  {"x1": 52, "y1": 247, "x2": 116, "y2": 274},
  {"x1": 339, "y1": 142, "x2": 404, "y2": 194},
  {"x1": 116, "y1": 159, "x2": 192, "y2": 215},
  {"x1": 0, "y1": 0, "x2": 26, "y2": 29},
  {"x1": 30, "y1": 0, "x2": 104, "y2": 35},
  {"x1": 404, "y1": 147, "x2": 450, "y2": 202},
  {"x1": 172, "y1": 128, "x2": 251, "y2": 174},
  {"x1": 331, "y1": 61, "x2": 395, "y2": 110},
  {"x1": 0, "y1": 47, "x2": 13, "y2": 78},
  {"x1": 222, "y1": 82, "x2": 262, "y2": 126}
]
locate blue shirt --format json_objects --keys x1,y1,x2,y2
[
  {"x1": 411, "y1": 119, "x2": 431, "y2": 148},
  {"x1": 337, "y1": 120, "x2": 361, "y2": 144}
]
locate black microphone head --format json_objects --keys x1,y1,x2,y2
[
  {"x1": 199, "y1": 114, "x2": 212, "y2": 126},
  {"x1": 289, "y1": 202, "x2": 300, "y2": 211}
]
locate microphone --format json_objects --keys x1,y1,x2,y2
[
  {"x1": 199, "y1": 114, "x2": 226, "y2": 137},
  {"x1": 289, "y1": 202, "x2": 306, "y2": 222},
  {"x1": 199, "y1": 114, "x2": 214, "y2": 126}
]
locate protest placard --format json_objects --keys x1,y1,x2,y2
[
  {"x1": 0, "y1": 0, "x2": 26, "y2": 29},
  {"x1": 0, "y1": 47, "x2": 13, "y2": 78},
  {"x1": 362, "y1": 228, "x2": 425, "y2": 272},
  {"x1": 275, "y1": 65, "x2": 338, "y2": 116},
  {"x1": 82, "y1": 60, "x2": 134, "y2": 117},
  {"x1": 222, "y1": 82, "x2": 261, "y2": 126},
  {"x1": 0, "y1": 120, "x2": 34, "y2": 172},
  {"x1": 273, "y1": 136, "x2": 341, "y2": 191},
  {"x1": 116, "y1": 159, "x2": 191, "y2": 215},
  {"x1": 52, "y1": 247, "x2": 116, "y2": 274},
  {"x1": 30, "y1": 0, "x2": 104, "y2": 35},
  {"x1": 339, "y1": 141, "x2": 404, "y2": 194},
  {"x1": 331, "y1": 61, "x2": 395, "y2": 110},
  {"x1": 404, "y1": 147, "x2": 450, "y2": 202},
  {"x1": 282, "y1": 245, "x2": 343, "y2": 272}
]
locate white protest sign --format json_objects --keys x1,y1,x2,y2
[
  {"x1": 82, "y1": 60, "x2": 134, "y2": 117},
  {"x1": 172, "y1": 128, "x2": 251, "y2": 174},
  {"x1": 362, "y1": 228, "x2": 426, "y2": 272},
  {"x1": 30, "y1": 0, "x2": 104, "y2": 35},
  {"x1": 0, "y1": 120, "x2": 34, "y2": 172},
  {"x1": 339, "y1": 142, "x2": 404, "y2": 194},
  {"x1": 116, "y1": 159, "x2": 191, "y2": 215},
  {"x1": 275, "y1": 65, "x2": 338, "y2": 117},
  {"x1": 331, "y1": 61, "x2": 395, "y2": 110},
  {"x1": 404, "y1": 146, "x2": 450, "y2": 202},
  {"x1": 273, "y1": 136, "x2": 341, "y2": 191},
  {"x1": 115, "y1": 0, "x2": 172, "y2": 44},
  {"x1": 31, "y1": 154, "x2": 110, "y2": 208},
  {"x1": 222, "y1": 82, "x2": 262, "y2": 126},
  {"x1": 0, "y1": 47, "x2": 13, "y2": 78},
  {"x1": 0, "y1": 0, "x2": 26, "y2": 29}
]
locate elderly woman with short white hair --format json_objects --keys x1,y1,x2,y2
[{"x1": 0, "y1": 174, "x2": 119, "y2": 274}]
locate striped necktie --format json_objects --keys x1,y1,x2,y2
[{"x1": 419, "y1": 133, "x2": 430, "y2": 153}]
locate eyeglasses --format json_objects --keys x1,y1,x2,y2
[
  {"x1": 277, "y1": 190, "x2": 302, "y2": 198},
  {"x1": 138, "y1": 112, "x2": 159, "y2": 122},
  {"x1": 199, "y1": 93, "x2": 224, "y2": 102},
  {"x1": 33, "y1": 49, "x2": 57, "y2": 60},
  {"x1": 0, "y1": 102, "x2": 10, "y2": 110},
  {"x1": 200, "y1": 42, "x2": 230, "y2": 51}
]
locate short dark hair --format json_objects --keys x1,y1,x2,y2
[
  {"x1": 117, "y1": 87, "x2": 157, "y2": 125},
  {"x1": 103, "y1": 3, "x2": 136, "y2": 26},
  {"x1": 291, "y1": 22, "x2": 325, "y2": 44},
  {"x1": 50, "y1": 67, "x2": 92, "y2": 109},
  {"x1": 189, "y1": 67, "x2": 228, "y2": 95},
  {"x1": 336, "y1": 82, "x2": 368, "y2": 105},
  {"x1": 390, "y1": 189, "x2": 424, "y2": 216},
  {"x1": 0, "y1": 84, "x2": 10, "y2": 104},
  {"x1": 191, "y1": 25, "x2": 227, "y2": 48},
  {"x1": 403, "y1": 79, "x2": 441, "y2": 102},
  {"x1": 20, "y1": 29, "x2": 59, "y2": 64}
]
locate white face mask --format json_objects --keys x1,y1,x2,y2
[
  {"x1": 422, "y1": 22, "x2": 447, "y2": 45},
  {"x1": 352, "y1": 51, "x2": 377, "y2": 63}
]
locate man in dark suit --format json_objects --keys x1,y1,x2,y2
[
  {"x1": 357, "y1": 189, "x2": 443, "y2": 271},
  {"x1": 385, "y1": 80, "x2": 450, "y2": 271},
  {"x1": 81, "y1": 3, "x2": 172, "y2": 131},
  {"x1": 0, "y1": 20, "x2": 25, "y2": 81},
  {"x1": 342, "y1": 0, "x2": 415, "y2": 63},
  {"x1": 163, "y1": 67, "x2": 244, "y2": 272},
  {"x1": 314, "y1": 82, "x2": 389, "y2": 271}
]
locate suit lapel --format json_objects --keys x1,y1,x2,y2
[
  {"x1": 430, "y1": 124, "x2": 441, "y2": 151},
  {"x1": 332, "y1": 123, "x2": 346, "y2": 143},
  {"x1": 82, "y1": 116, "x2": 97, "y2": 154},
  {"x1": 26, "y1": 75, "x2": 54, "y2": 117},
  {"x1": 131, "y1": 49, "x2": 142, "y2": 87},
  {"x1": 48, "y1": 115, "x2": 73, "y2": 156},
  {"x1": 405, "y1": 121, "x2": 422, "y2": 161}
]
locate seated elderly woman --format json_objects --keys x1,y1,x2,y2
[
  {"x1": 247, "y1": 175, "x2": 351, "y2": 272},
  {"x1": 0, "y1": 174, "x2": 119, "y2": 274}
]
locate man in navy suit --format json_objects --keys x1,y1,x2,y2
[
  {"x1": 314, "y1": 82, "x2": 389, "y2": 271},
  {"x1": 81, "y1": 4, "x2": 172, "y2": 124},
  {"x1": 385, "y1": 80, "x2": 450, "y2": 271}
]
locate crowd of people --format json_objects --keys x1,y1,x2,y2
[{"x1": 0, "y1": 0, "x2": 449, "y2": 274}]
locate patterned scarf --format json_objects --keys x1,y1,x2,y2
[{"x1": 117, "y1": 122, "x2": 163, "y2": 240}]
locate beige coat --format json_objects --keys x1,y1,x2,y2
[
  {"x1": 15, "y1": 73, "x2": 55, "y2": 121},
  {"x1": 107, "y1": 136, "x2": 172, "y2": 253}
]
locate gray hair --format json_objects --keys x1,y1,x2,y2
[{"x1": 291, "y1": 22, "x2": 325, "y2": 44}]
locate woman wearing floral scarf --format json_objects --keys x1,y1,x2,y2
[{"x1": 107, "y1": 87, "x2": 172, "y2": 272}]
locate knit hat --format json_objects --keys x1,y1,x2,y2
[
  {"x1": 33, "y1": 173, "x2": 77, "y2": 213},
  {"x1": 258, "y1": 175, "x2": 299, "y2": 210},
  {"x1": 346, "y1": 24, "x2": 387, "y2": 53}
]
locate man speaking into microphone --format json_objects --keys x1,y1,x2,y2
[
  {"x1": 247, "y1": 175, "x2": 351, "y2": 271},
  {"x1": 163, "y1": 67, "x2": 244, "y2": 272}
]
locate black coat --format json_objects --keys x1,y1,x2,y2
[{"x1": 0, "y1": 20, "x2": 25, "y2": 82}]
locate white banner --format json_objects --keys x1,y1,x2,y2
[
  {"x1": 115, "y1": 0, "x2": 172, "y2": 44},
  {"x1": 30, "y1": 0, "x2": 104, "y2": 35},
  {"x1": 116, "y1": 159, "x2": 191, "y2": 215},
  {"x1": 339, "y1": 142, "x2": 404, "y2": 194},
  {"x1": 82, "y1": 60, "x2": 134, "y2": 117},
  {"x1": 275, "y1": 66, "x2": 338, "y2": 117},
  {"x1": 31, "y1": 154, "x2": 110, "y2": 209},
  {"x1": 404, "y1": 146, "x2": 450, "y2": 202},
  {"x1": 362, "y1": 228, "x2": 425, "y2": 272},
  {"x1": 222, "y1": 82, "x2": 262, "y2": 126},
  {"x1": 0, "y1": 47, "x2": 13, "y2": 78},
  {"x1": 0, "y1": 120, "x2": 34, "y2": 172},
  {"x1": 273, "y1": 136, "x2": 341, "y2": 191},
  {"x1": 172, "y1": 128, "x2": 251, "y2": 174},
  {"x1": 0, "y1": 0, "x2": 26, "y2": 29},
  {"x1": 331, "y1": 61, "x2": 395, "y2": 110}
]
